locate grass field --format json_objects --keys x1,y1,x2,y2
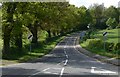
[
  {"x1": 81, "y1": 28, "x2": 120, "y2": 59},
  {"x1": 92, "y1": 29, "x2": 120, "y2": 43}
]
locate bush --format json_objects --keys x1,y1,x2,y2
[
  {"x1": 87, "y1": 39, "x2": 103, "y2": 49},
  {"x1": 86, "y1": 39, "x2": 120, "y2": 53},
  {"x1": 105, "y1": 42, "x2": 114, "y2": 51},
  {"x1": 114, "y1": 43, "x2": 120, "y2": 51}
]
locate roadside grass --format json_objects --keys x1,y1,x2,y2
[
  {"x1": 19, "y1": 36, "x2": 65, "y2": 62},
  {"x1": 81, "y1": 44, "x2": 119, "y2": 58},
  {"x1": 2, "y1": 35, "x2": 65, "y2": 64},
  {"x1": 80, "y1": 29, "x2": 120, "y2": 59}
]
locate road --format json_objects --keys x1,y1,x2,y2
[{"x1": 1, "y1": 33, "x2": 119, "y2": 77}]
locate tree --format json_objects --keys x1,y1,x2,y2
[
  {"x1": 89, "y1": 3, "x2": 105, "y2": 29},
  {"x1": 104, "y1": 6, "x2": 119, "y2": 23},
  {"x1": 76, "y1": 6, "x2": 92, "y2": 30},
  {"x1": 2, "y1": 2, "x2": 17, "y2": 56},
  {"x1": 106, "y1": 18, "x2": 118, "y2": 29}
]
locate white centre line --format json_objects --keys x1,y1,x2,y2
[
  {"x1": 64, "y1": 59, "x2": 68, "y2": 66},
  {"x1": 64, "y1": 51, "x2": 67, "y2": 55},
  {"x1": 66, "y1": 55, "x2": 68, "y2": 59},
  {"x1": 59, "y1": 68, "x2": 65, "y2": 77}
]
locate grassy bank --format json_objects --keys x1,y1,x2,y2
[
  {"x1": 18, "y1": 35, "x2": 65, "y2": 62},
  {"x1": 1, "y1": 35, "x2": 65, "y2": 65},
  {"x1": 91, "y1": 29, "x2": 120, "y2": 43},
  {"x1": 80, "y1": 29, "x2": 120, "y2": 59}
]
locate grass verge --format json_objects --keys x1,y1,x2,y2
[
  {"x1": 1, "y1": 35, "x2": 65, "y2": 65},
  {"x1": 80, "y1": 29, "x2": 120, "y2": 59},
  {"x1": 81, "y1": 43, "x2": 119, "y2": 59}
]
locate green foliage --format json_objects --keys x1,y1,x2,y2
[
  {"x1": 89, "y1": 3, "x2": 106, "y2": 29},
  {"x1": 84, "y1": 39, "x2": 103, "y2": 49},
  {"x1": 104, "y1": 6, "x2": 119, "y2": 23},
  {"x1": 105, "y1": 42, "x2": 114, "y2": 51},
  {"x1": 114, "y1": 43, "x2": 120, "y2": 51},
  {"x1": 116, "y1": 23, "x2": 120, "y2": 29},
  {"x1": 106, "y1": 18, "x2": 118, "y2": 29},
  {"x1": 81, "y1": 29, "x2": 120, "y2": 58}
]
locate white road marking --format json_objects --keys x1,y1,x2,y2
[
  {"x1": 44, "y1": 72, "x2": 51, "y2": 73},
  {"x1": 29, "y1": 68, "x2": 50, "y2": 77},
  {"x1": 64, "y1": 59, "x2": 68, "y2": 66},
  {"x1": 28, "y1": 71, "x2": 42, "y2": 77},
  {"x1": 52, "y1": 68, "x2": 61, "y2": 70},
  {"x1": 43, "y1": 68, "x2": 50, "y2": 72},
  {"x1": 91, "y1": 67, "x2": 117, "y2": 74},
  {"x1": 44, "y1": 72, "x2": 59, "y2": 75},
  {"x1": 57, "y1": 61, "x2": 64, "y2": 65},
  {"x1": 64, "y1": 51, "x2": 67, "y2": 55},
  {"x1": 59, "y1": 68, "x2": 65, "y2": 77},
  {"x1": 66, "y1": 55, "x2": 68, "y2": 59}
]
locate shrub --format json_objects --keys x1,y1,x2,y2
[
  {"x1": 114, "y1": 43, "x2": 120, "y2": 51},
  {"x1": 86, "y1": 39, "x2": 118, "y2": 52},
  {"x1": 105, "y1": 42, "x2": 114, "y2": 51},
  {"x1": 87, "y1": 39, "x2": 103, "y2": 49}
]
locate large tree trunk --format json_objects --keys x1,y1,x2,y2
[
  {"x1": 15, "y1": 33, "x2": 22, "y2": 50},
  {"x1": 2, "y1": 3, "x2": 17, "y2": 57},
  {"x1": 3, "y1": 30, "x2": 11, "y2": 57},
  {"x1": 27, "y1": 24, "x2": 38, "y2": 44},
  {"x1": 32, "y1": 26, "x2": 38, "y2": 43},
  {"x1": 47, "y1": 30, "x2": 51, "y2": 38},
  {"x1": 53, "y1": 32, "x2": 56, "y2": 37}
]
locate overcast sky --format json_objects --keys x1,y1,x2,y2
[{"x1": 69, "y1": 0, "x2": 120, "y2": 8}]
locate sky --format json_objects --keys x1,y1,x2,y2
[{"x1": 69, "y1": 0, "x2": 120, "y2": 8}]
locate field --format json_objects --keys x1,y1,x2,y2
[{"x1": 92, "y1": 29, "x2": 120, "y2": 43}]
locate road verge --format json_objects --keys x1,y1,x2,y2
[{"x1": 75, "y1": 36, "x2": 120, "y2": 66}]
